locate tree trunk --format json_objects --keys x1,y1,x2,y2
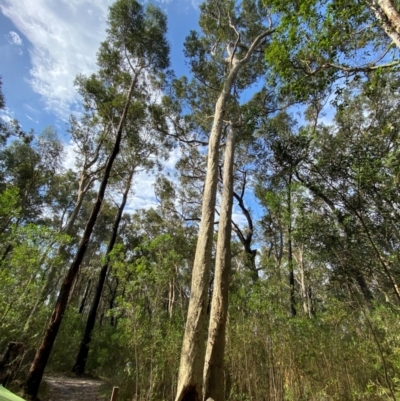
[
  {"x1": 175, "y1": 65, "x2": 241, "y2": 401},
  {"x1": 354, "y1": 270, "x2": 374, "y2": 306},
  {"x1": 78, "y1": 279, "x2": 92, "y2": 314},
  {"x1": 287, "y1": 173, "x2": 296, "y2": 317},
  {"x1": 0, "y1": 243, "x2": 13, "y2": 265},
  {"x1": 175, "y1": 30, "x2": 273, "y2": 401},
  {"x1": 0, "y1": 342, "x2": 24, "y2": 386},
  {"x1": 23, "y1": 78, "x2": 136, "y2": 400},
  {"x1": 297, "y1": 247, "x2": 314, "y2": 318},
  {"x1": 377, "y1": 0, "x2": 400, "y2": 34},
  {"x1": 368, "y1": 0, "x2": 400, "y2": 48},
  {"x1": 232, "y1": 172, "x2": 257, "y2": 281},
  {"x1": 72, "y1": 169, "x2": 133, "y2": 375},
  {"x1": 63, "y1": 174, "x2": 93, "y2": 235},
  {"x1": 109, "y1": 277, "x2": 119, "y2": 327},
  {"x1": 203, "y1": 125, "x2": 235, "y2": 401}
]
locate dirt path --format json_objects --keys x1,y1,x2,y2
[{"x1": 42, "y1": 375, "x2": 106, "y2": 401}]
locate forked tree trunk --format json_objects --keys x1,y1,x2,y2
[
  {"x1": 23, "y1": 78, "x2": 136, "y2": 400},
  {"x1": 72, "y1": 169, "x2": 134, "y2": 376},
  {"x1": 203, "y1": 125, "x2": 236, "y2": 401},
  {"x1": 175, "y1": 29, "x2": 274, "y2": 401},
  {"x1": 175, "y1": 64, "x2": 240, "y2": 401}
]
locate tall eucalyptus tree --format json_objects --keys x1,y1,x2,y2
[
  {"x1": 174, "y1": 1, "x2": 276, "y2": 399},
  {"x1": 72, "y1": 106, "x2": 169, "y2": 375},
  {"x1": 24, "y1": 0, "x2": 169, "y2": 398}
]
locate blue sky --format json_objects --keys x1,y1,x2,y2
[
  {"x1": 0, "y1": 0, "x2": 199, "y2": 130},
  {"x1": 0, "y1": 0, "x2": 259, "y2": 227},
  {"x1": 0, "y1": 0, "x2": 209, "y2": 212}
]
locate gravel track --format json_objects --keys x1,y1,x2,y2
[{"x1": 42, "y1": 375, "x2": 105, "y2": 401}]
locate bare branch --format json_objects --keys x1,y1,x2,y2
[
  {"x1": 227, "y1": 12, "x2": 241, "y2": 66},
  {"x1": 322, "y1": 60, "x2": 400, "y2": 73},
  {"x1": 239, "y1": 28, "x2": 276, "y2": 65}
]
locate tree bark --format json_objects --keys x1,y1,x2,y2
[
  {"x1": 367, "y1": 0, "x2": 400, "y2": 48},
  {"x1": 175, "y1": 63, "x2": 240, "y2": 401},
  {"x1": 231, "y1": 171, "x2": 257, "y2": 280},
  {"x1": 23, "y1": 77, "x2": 136, "y2": 400},
  {"x1": 377, "y1": 0, "x2": 400, "y2": 34},
  {"x1": 175, "y1": 29, "x2": 273, "y2": 401},
  {"x1": 78, "y1": 279, "x2": 91, "y2": 314},
  {"x1": 72, "y1": 169, "x2": 134, "y2": 375},
  {"x1": 203, "y1": 125, "x2": 235, "y2": 401},
  {"x1": 287, "y1": 173, "x2": 296, "y2": 317},
  {"x1": 63, "y1": 174, "x2": 95, "y2": 234}
]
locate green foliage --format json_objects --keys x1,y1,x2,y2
[
  {"x1": 0, "y1": 186, "x2": 19, "y2": 231},
  {"x1": 106, "y1": 0, "x2": 169, "y2": 72},
  {"x1": 0, "y1": 224, "x2": 71, "y2": 345},
  {"x1": 265, "y1": 0, "x2": 399, "y2": 101},
  {"x1": 226, "y1": 279, "x2": 400, "y2": 401}
]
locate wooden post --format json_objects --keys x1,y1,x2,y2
[{"x1": 110, "y1": 386, "x2": 119, "y2": 401}]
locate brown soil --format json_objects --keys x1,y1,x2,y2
[{"x1": 42, "y1": 375, "x2": 106, "y2": 401}]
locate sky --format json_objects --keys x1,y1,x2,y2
[
  {"x1": 0, "y1": 0, "x2": 201, "y2": 209},
  {"x1": 0, "y1": 0, "x2": 200, "y2": 124}
]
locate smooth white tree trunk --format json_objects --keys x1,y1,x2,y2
[
  {"x1": 175, "y1": 64, "x2": 241, "y2": 401},
  {"x1": 175, "y1": 28, "x2": 274, "y2": 401},
  {"x1": 203, "y1": 125, "x2": 236, "y2": 401},
  {"x1": 368, "y1": 0, "x2": 400, "y2": 48}
]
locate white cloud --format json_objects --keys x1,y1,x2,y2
[
  {"x1": 23, "y1": 103, "x2": 41, "y2": 115},
  {"x1": 232, "y1": 209, "x2": 248, "y2": 229},
  {"x1": 62, "y1": 137, "x2": 180, "y2": 212},
  {"x1": 62, "y1": 139, "x2": 79, "y2": 170},
  {"x1": 0, "y1": 0, "x2": 113, "y2": 119},
  {"x1": 0, "y1": 0, "x2": 197, "y2": 213},
  {"x1": 0, "y1": 106, "x2": 14, "y2": 124},
  {"x1": 0, "y1": 0, "x2": 199, "y2": 117},
  {"x1": 25, "y1": 114, "x2": 39, "y2": 124},
  {"x1": 7, "y1": 30, "x2": 23, "y2": 46}
]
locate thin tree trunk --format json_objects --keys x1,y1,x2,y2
[
  {"x1": 63, "y1": 175, "x2": 94, "y2": 234},
  {"x1": 23, "y1": 77, "x2": 136, "y2": 400},
  {"x1": 78, "y1": 279, "x2": 92, "y2": 314},
  {"x1": 109, "y1": 277, "x2": 119, "y2": 327},
  {"x1": 169, "y1": 275, "x2": 176, "y2": 319},
  {"x1": 288, "y1": 173, "x2": 296, "y2": 317},
  {"x1": 354, "y1": 269, "x2": 374, "y2": 306},
  {"x1": 0, "y1": 243, "x2": 13, "y2": 265},
  {"x1": 203, "y1": 125, "x2": 235, "y2": 401},
  {"x1": 353, "y1": 208, "x2": 400, "y2": 302},
  {"x1": 231, "y1": 171, "x2": 257, "y2": 280},
  {"x1": 72, "y1": 169, "x2": 134, "y2": 375},
  {"x1": 297, "y1": 247, "x2": 309, "y2": 316},
  {"x1": 297, "y1": 248, "x2": 314, "y2": 318}
]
